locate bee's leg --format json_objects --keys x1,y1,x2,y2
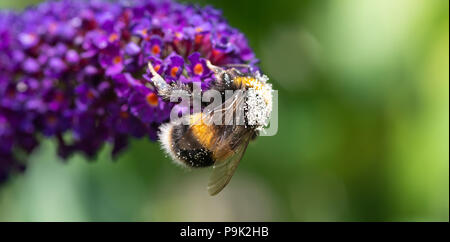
[
  {"x1": 147, "y1": 62, "x2": 191, "y2": 100},
  {"x1": 223, "y1": 63, "x2": 252, "y2": 73},
  {"x1": 147, "y1": 62, "x2": 170, "y2": 94},
  {"x1": 251, "y1": 131, "x2": 259, "y2": 140},
  {"x1": 207, "y1": 61, "x2": 248, "y2": 77}
]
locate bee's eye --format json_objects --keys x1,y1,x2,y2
[{"x1": 222, "y1": 73, "x2": 231, "y2": 84}]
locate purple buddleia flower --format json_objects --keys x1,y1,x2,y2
[
  {"x1": 0, "y1": 0, "x2": 259, "y2": 183},
  {"x1": 128, "y1": 84, "x2": 172, "y2": 123},
  {"x1": 164, "y1": 54, "x2": 184, "y2": 81}
]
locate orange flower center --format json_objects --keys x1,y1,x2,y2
[
  {"x1": 212, "y1": 49, "x2": 221, "y2": 57},
  {"x1": 109, "y1": 33, "x2": 119, "y2": 42},
  {"x1": 154, "y1": 64, "x2": 161, "y2": 72},
  {"x1": 146, "y1": 93, "x2": 158, "y2": 107},
  {"x1": 151, "y1": 45, "x2": 161, "y2": 55},
  {"x1": 195, "y1": 34, "x2": 203, "y2": 45},
  {"x1": 7, "y1": 89, "x2": 15, "y2": 98},
  {"x1": 55, "y1": 92, "x2": 65, "y2": 102},
  {"x1": 87, "y1": 90, "x2": 95, "y2": 99},
  {"x1": 119, "y1": 111, "x2": 129, "y2": 119},
  {"x1": 170, "y1": 66, "x2": 179, "y2": 77},
  {"x1": 113, "y1": 56, "x2": 122, "y2": 65},
  {"x1": 193, "y1": 63, "x2": 203, "y2": 75},
  {"x1": 47, "y1": 115, "x2": 57, "y2": 125}
]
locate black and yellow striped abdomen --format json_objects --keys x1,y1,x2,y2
[{"x1": 159, "y1": 113, "x2": 243, "y2": 168}]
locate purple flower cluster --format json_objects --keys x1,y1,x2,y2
[{"x1": 0, "y1": 0, "x2": 258, "y2": 182}]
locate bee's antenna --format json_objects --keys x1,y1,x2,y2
[
  {"x1": 206, "y1": 60, "x2": 230, "y2": 83},
  {"x1": 222, "y1": 64, "x2": 252, "y2": 70},
  {"x1": 206, "y1": 60, "x2": 224, "y2": 74}
]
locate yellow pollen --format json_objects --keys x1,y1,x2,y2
[{"x1": 233, "y1": 77, "x2": 262, "y2": 90}]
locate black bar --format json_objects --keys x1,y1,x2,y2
[{"x1": 1, "y1": 222, "x2": 447, "y2": 241}]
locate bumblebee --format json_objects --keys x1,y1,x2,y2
[{"x1": 148, "y1": 60, "x2": 273, "y2": 195}]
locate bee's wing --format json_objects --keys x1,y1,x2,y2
[
  {"x1": 198, "y1": 87, "x2": 246, "y2": 126},
  {"x1": 207, "y1": 132, "x2": 252, "y2": 196},
  {"x1": 187, "y1": 88, "x2": 250, "y2": 195}
]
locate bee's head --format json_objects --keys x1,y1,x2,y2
[{"x1": 206, "y1": 61, "x2": 273, "y2": 129}]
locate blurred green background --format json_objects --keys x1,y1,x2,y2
[{"x1": 0, "y1": 0, "x2": 448, "y2": 221}]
